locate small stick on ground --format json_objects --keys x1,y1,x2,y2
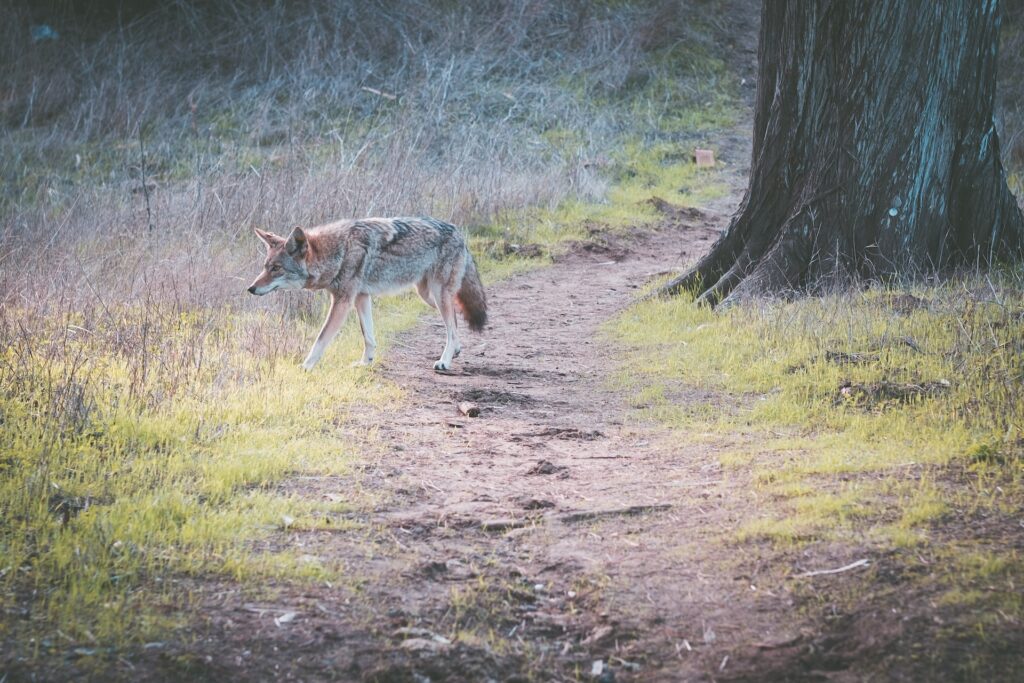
[
  {"x1": 557, "y1": 504, "x2": 672, "y2": 524},
  {"x1": 793, "y1": 558, "x2": 870, "y2": 578}
]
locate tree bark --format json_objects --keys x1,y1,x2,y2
[{"x1": 662, "y1": 0, "x2": 1024, "y2": 305}]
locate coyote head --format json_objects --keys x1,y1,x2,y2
[{"x1": 247, "y1": 227, "x2": 310, "y2": 295}]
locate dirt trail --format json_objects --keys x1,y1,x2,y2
[
  {"x1": 339, "y1": 218, "x2": 783, "y2": 681},
  {"x1": 367, "y1": 228, "x2": 803, "y2": 676},
  {"x1": 173, "y1": 181, "x2": 810, "y2": 683},
  {"x1": 163, "y1": 140, "x2": 828, "y2": 682}
]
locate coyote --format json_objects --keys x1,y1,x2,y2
[{"x1": 247, "y1": 217, "x2": 487, "y2": 371}]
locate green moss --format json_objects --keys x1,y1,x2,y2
[{"x1": 1008, "y1": 172, "x2": 1024, "y2": 198}]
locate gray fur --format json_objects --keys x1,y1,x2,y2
[{"x1": 248, "y1": 217, "x2": 487, "y2": 371}]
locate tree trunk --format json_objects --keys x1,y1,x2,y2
[{"x1": 663, "y1": 0, "x2": 1024, "y2": 305}]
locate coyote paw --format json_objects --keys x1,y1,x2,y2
[
  {"x1": 352, "y1": 358, "x2": 374, "y2": 367},
  {"x1": 433, "y1": 360, "x2": 450, "y2": 372}
]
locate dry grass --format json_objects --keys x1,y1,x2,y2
[
  {"x1": 0, "y1": 0, "x2": 740, "y2": 660},
  {"x1": 1, "y1": 0, "x2": 738, "y2": 332}
]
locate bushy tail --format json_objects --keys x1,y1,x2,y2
[{"x1": 456, "y1": 253, "x2": 488, "y2": 332}]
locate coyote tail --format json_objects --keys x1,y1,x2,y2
[{"x1": 456, "y1": 253, "x2": 488, "y2": 332}]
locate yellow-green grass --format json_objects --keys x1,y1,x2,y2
[
  {"x1": 608, "y1": 279, "x2": 1024, "y2": 622},
  {"x1": 0, "y1": 227, "x2": 570, "y2": 648},
  {"x1": 0, "y1": 291, "x2": 424, "y2": 647},
  {"x1": 470, "y1": 132, "x2": 736, "y2": 269},
  {"x1": 534, "y1": 140, "x2": 732, "y2": 233},
  {"x1": 611, "y1": 283, "x2": 1023, "y2": 463},
  {"x1": 614, "y1": 286, "x2": 1022, "y2": 466}
]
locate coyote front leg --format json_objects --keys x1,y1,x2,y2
[
  {"x1": 302, "y1": 291, "x2": 352, "y2": 370},
  {"x1": 352, "y1": 293, "x2": 377, "y2": 366}
]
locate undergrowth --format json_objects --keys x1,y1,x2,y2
[
  {"x1": 0, "y1": 296, "x2": 421, "y2": 648},
  {"x1": 0, "y1": 0, "x2": 741, "y2": 663},
  {"x1": 609, "y1": 275, "x2": 1024, "y2": 672},
  {"x1": 4, "y1": 0, "x2": 1021, "y2": 674}
]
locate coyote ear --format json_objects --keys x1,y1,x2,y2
[
  {"x1": 254, "y1": 228, "x2": 283, "y2": 248},
  {"x1": 286, "y1": 226, "x2": 308, "y2": 257}
]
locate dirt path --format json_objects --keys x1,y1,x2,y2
[
  {"x1": 159, "y1": 150, "x2": 825, "y2": 681},
  {"x1": 334, "y1": 221, "x2": 793, "y2": 682},
  {"x1": 145, "y1": 136, "x2": 822, "y2": 682}
]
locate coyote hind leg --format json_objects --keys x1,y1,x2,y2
[{"x1": 431, "y1": 285, "x2": 461, "y2": 371}]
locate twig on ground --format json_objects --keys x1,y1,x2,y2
[
  {"x1": 138, "y1": 127, "x2": 154, "y2": 232},
  {"x1": 793, "y1": 558, "x2": 870, "y2": 578},
  {"x1": 361, "y1": 86, "x2": 397, "y2": 100},
  {"x1": 557, "y1": 504, "x2": 671, "y2": 524}
]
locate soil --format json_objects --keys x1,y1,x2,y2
[
  {"x1": 90, "y1": 127, "x2": 875, "y2": 682},
  {"x1": 10, "y1": 119, "x2": 936, "y2": 682},
  {"x1": 177, "y1": 188, "x2": 799, "y2": 683},
  {"x1": 15, "y1": 132, "x2": 1020, "y2": 683}
]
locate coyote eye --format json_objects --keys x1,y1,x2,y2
[{"x1": 270, "y1": 264, "x2": 282, "y2": 272}]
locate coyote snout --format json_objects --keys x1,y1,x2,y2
[
  {"x1": 247, "y1": 217, "x2": 487, "y2": 372},
  {"x1": 247, "y1": 226, "x2": 310, "y2": 296}
]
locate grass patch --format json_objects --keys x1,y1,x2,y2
[
  {"x1": 608, "y1": 276, "x2": 1024, "y2": 656},
  {"x1": 540, "y1": 140, "x2": 731, "y2": 232},
  {"x1": 610, "y1": 283, "x2": 1024, "y2": 467},
  {"x1": 0, "y1": 295, "x2": 421, "y2": 648}
]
